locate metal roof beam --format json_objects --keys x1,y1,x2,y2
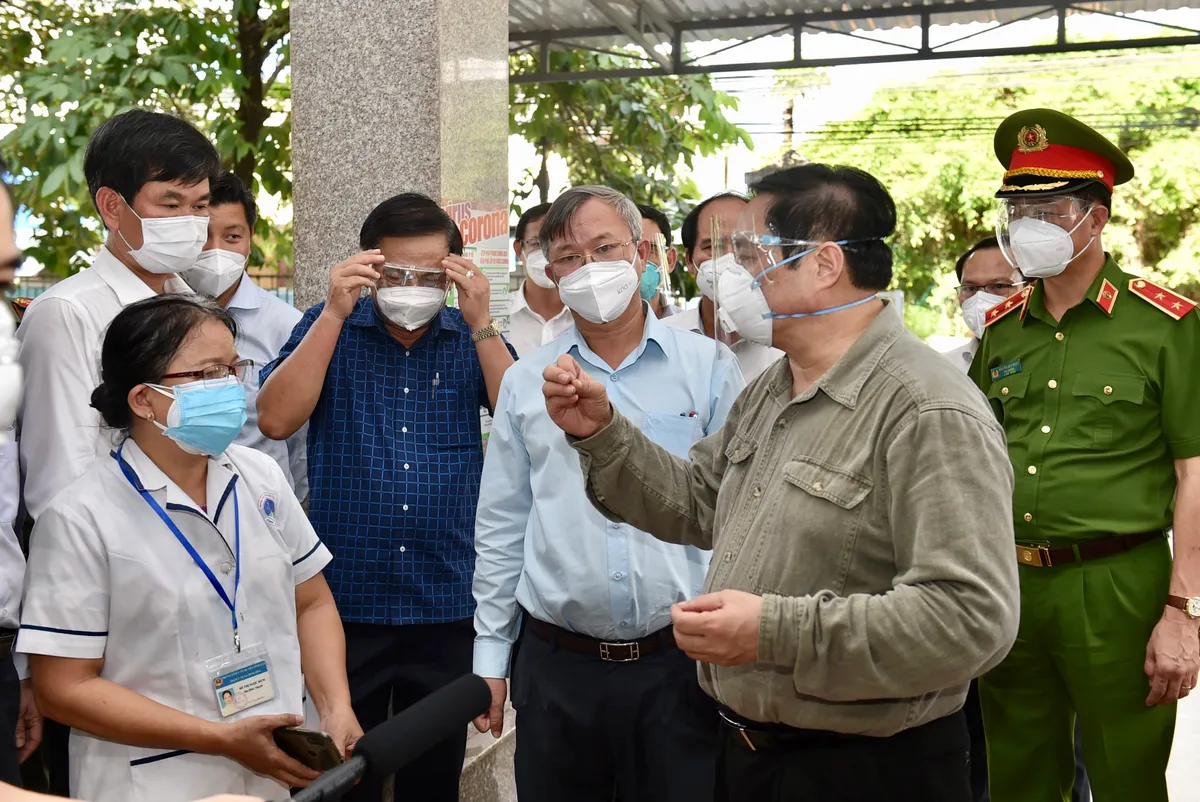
[{"x1": 586, "y1": 0, "x2": 674, "y2": 69}]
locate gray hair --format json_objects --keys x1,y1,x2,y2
[{"x1": 540, "y1": 185, "x2": 643, "y2": 258}]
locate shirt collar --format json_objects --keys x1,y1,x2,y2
[
  {"x1": 768, "y1": 299, "x2": 904, "y2": 410},
  {"x1": 111, "y1": 438, "x2": 238, "y2": 515},
  {"x1": 226, "y1": 273, "x2": 263, "y2": 311},
  {"x1": 512, "y1": 281, "x2": 572, "y2": 323},
  {"x1": 1023, "y1": 253, "x2": 1124, "y2": 325},
  {"x1": 561, "y1": 301, "x2": 672, "y2": 370},
  {"x1": 673, "y1": 306, "x2": 703, "y2": 335},
  {"x1": 91, "y1": 246, "x2": 160, "y2": 306}
]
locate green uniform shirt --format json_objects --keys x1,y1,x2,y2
[{"x1": 969, "y1": 256, "x2": 1200, "y2": 544}]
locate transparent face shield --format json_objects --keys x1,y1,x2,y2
[
  {"x1": 995, "y1": 196, "x2": 1093, "y2": 272},
  {"x1": 647, "y1": 232, "x2": 670, "y2": 301}
]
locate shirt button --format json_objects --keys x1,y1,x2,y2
[
  {"x1": 404, "y1": 463, "x2": 410, "y2": 470},
  {"x1": 399, "y1": 546, "x2": 406, "y2": 553},
  {"x1": 1103, "y1": 385, "x2": 1113, "y2": 395},
  {"x1": 401, "y1": 426, "x2": 408, "y2": 433},
  {"x1": 613, "y1": 572, "x2": 623, "y2": 580},
  {"x1": 813, "y1": 482, "x2": 823, "y2": 492},
  {"x1": 1055, "y1": 332, "x2": 1064, "y2": 341},
  {"x1": 620, "y1": 620, "x2": 629, "y2": 627},
  {"x1": 403, "y1": 504, "x2": 409, "y2": 511},
  {"x1": 1001, "y1": 387, "x2": 1009, "y2": 396},
  {"x1": 1024, "y1": 513, "x2": 1033, "y2": 522},
  {"x1": 723, "y1": 553, "x2": 732, "y2": 562},
  {"x1": 1028, "y1": 466, "x2": 1037, "y2": 475},
  {"x1": 609, "y1": 522, "x2": 619, "y2": 529},
  {"x1": 405, "y1": 351, "x2": 411, "y2": 356},
  {"x1": 404, "y1": 387, "x2": 410, "y2": 394},
  {"x1": 1041, "y1": 425, "x2": 1051, "y2": 434},
  {"x1": 611, "y1": 375, "x2": 619, "y2": 383},
  {"x1": 1048, "y1": 379, "x2": 1058, "y2": 389},
  {"x1": 752, "y1": 487, "x2": 762, "y2": 498}
]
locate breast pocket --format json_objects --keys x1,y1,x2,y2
[
  {"x1": 642, "y1": 412, "x2": 703, "y2": 459},
  {"x1": 986, "y1": 372, "x2": 1029, "y2": 410},
  {"x1": 1069, "y1": 372, "x2": 1146, "y2": 449}
]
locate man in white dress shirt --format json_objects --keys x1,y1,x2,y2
[
  {"x1": 945, "y1": 237, "x2": 1027, "y2": 374},
  {"x1": 664, "y1": 191, "x2": 784, "y2": 381},
  {"x1": 16, "y1": 109, "x2": 219, "y2": 520},
  {"x1": 179, "y1": 172, "x2": 307, "y2": 499},
  {"x1": 507, "y1": 203, "x2": 574, "y2": 357},
  {"x1": 0, "y1": 158, "x2": 43, "y2": 787}
]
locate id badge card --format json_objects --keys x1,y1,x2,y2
[{"x1": 205, "y1": 642, "x2": 277, "y2": 718}]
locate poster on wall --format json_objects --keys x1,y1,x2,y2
[{"x1": 440, "y1": 200, "x2": 512, "y2": 334}]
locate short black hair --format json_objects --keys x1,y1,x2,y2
[
  {"x1": 84, "y1": 109, "x2": 220, "y2": 212},
  {"x1": 680, "y1": 191, "x2": 748, "y2": 259},
  {"x1": 515, "y1": 202, "x2": 552, "y2": 243},
  {"x1": 1071, "y1": 182, "x2": 1112, "y2": 213},
  {"x1": 90, "y1": 294, "x2": 237, "y2": 431},
  {"x1": 955, "y1": 237, "x2": 1001, "y2": 282},
  {"x1": 636, "y1": 203, "x2": 673, "y2": 248},
  {"x1": 360, "y1": 192, "x2": 463, "y2": 254},
  {"x1": 750, "y1": 164, "x2": 896, "y2": 292},
  {"x1": 209, "y1": 171, "x2": 257, "y2": 230}
]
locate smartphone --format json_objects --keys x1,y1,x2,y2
[{"x1": 273, "y1": 726, "x2": 345, "y2": 772}]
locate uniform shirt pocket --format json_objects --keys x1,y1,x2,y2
[
  {"x1": 642, "y1": 412, "x2": 703, "y2": 459},
  {"x1": 1069, "y1": 372, "x2": 1146, "y2": 449},
  {"x1": 985, "y1": 372, "x2": 1030, "y2": 405}
]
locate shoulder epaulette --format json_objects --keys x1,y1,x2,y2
[
  {"x1": 1128, "y1": 279, "x2": 1197, "y2": 321},
  {"x1": 10, "y1": 297, "x2": 30, "y2": 323},
  {"x1": 984, "y1": 285, "x2": 1034, "y2": 328}
]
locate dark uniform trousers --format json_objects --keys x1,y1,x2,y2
[
  {"x1": 341, "y1": 618, "x2": 474, "y2": 802},
  {"x1": 511, "y1": 623, "x2": 721, "y2": 802},
  {"x1": 716, "y1": 709, "x2": 972, "y2": 802},
  {"x1": 0, "y1": 652, "x2": 21, "y2": 787}
]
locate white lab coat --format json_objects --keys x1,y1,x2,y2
[{"x1": 17, "y1": 440, "x2": 332, "y2": 802}]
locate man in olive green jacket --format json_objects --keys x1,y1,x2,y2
[{"x1": 540, "y1": 163, "x2": 1020, "y2": 802}]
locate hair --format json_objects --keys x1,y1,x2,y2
[
  {"x1": 636, "y1": 203, "x2": 673, "y2": 248},
  {"x1": 90, "y1": 294, "x2": 238, "y2": 431},
  {"x1": 1071, "y1": 182, "x2": 1112, "y2": 213},
  {"x1": 680, "y1": 191, "x2": 748, "y2": 260},
  {"x1": 0, "y1": 154, "x2": 12, "y2": 211},
  {"x1": 359, "y1": 192, "x2": 463, "y2": 254},
  {"x1": 209, "y1": 171, "x2": 257, "y2": 231},
  {"x1": 955, "y1": 236, "x2": 1000, "y2": 282},
  {"x1": 749, "y1": 164, "x2": 896, "y2": 292},
  {"x1": 515, "y1": 202, "x2": 552, "y2": 243},
  {"x1": 84, "y1": 109, "x2": 220, "y2": 212},
  {"x1": 539, "y1": 186, "x2": 642, "y2": 258}
]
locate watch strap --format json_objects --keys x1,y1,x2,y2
[
  {"x1": 1166, "y1": 594, "x2": 1200, "y2": 618},
  {"x1": 471, "y1": 322, "x2": 501, "y2": 343}
]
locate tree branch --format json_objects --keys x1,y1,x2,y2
[{"x1": 262, "y1": 4, "x2": 289, "y2": 52}]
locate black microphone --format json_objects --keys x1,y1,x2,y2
[{"x1": 292, "y1": 673, "x2": 492, "y2": 802}]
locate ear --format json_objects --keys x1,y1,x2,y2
[
  {"x1": 127, "y1": 384, "x2": 157, "y2": 425},
  {"x1": 94, "y1": 187, "x2": 125, "y2": 234},
  {"x1": 665, "y1": 246, "x2": 678, "y2": 274},
  {"x1": 635, "y1": 239, "x2": 652, "y2": 273},
  {"x1": 513, "y1": 240, "x2": 525, "y2": 261},
  {"x1": 1089, "y1": 204, "x2": 1110, "y2": 235},
  {"x1": 813, "y1": 242, "x2": 845, "y2": 289}
]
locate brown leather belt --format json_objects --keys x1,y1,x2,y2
[
  {"x1": 0, "y1": 629, "x2": 15, "y2": 661},
  {"x1": 525, "y1": 616, "x2": 671, "y2": 662},
  {"x1": 1016, "y1": 530, "x2": 1163, "y2": 568}
]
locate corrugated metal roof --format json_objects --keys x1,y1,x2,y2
[{"x1": 510, "y1": 0, "x2": 1197, "y2": 43}]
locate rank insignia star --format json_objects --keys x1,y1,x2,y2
[
  {"x1": 1128, "y1": 277, "x2": 1198, "y2": 320},
  {"x1": 985, "y1": 285, "x2": 1035, "y2": 328}
]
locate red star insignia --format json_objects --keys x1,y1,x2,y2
[
  {"x1": 1155, "y1": 292, "x2": 1166, "y2": 300},
  {"x1": 1003, "y1": 299, "x2": 1014, "y2": 309},
  {"x1": 1173, "y1": 302, "x2": 1183, "y2": 310}
]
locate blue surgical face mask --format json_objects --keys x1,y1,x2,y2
[
  {"x1": 640, "y1": 261, "x2": 662, "y2": 303},
  {"x1": 148, "y1": 376, "x2": 248, "y2": 456}
]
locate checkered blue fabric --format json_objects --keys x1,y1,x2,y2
[{"x1": 262, "y1": 298, "x2": 506, "y2": 625}]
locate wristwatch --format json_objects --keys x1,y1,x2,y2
[
  {"x1": 1166, "y1": 595, "x2": 1200, "y2": 619},
  {"x1": 471, "y1": 321, "x2": 502, "y2": 343}
]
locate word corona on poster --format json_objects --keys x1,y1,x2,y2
[{"x1": 441, "y1": 199, "x2": 512, "y2": 335}]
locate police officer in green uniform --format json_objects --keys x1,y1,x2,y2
[{"x1": 969, "y1": 108, "x2": 1200, "y2": 802}]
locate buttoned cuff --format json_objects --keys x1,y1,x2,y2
[
  {"x1": 569, "y1": 409, "x2": 633, "y2": 471},
  {"x1": 758, "y1": 593, "x2": 811, "y2": 670},
  {"x1": 473, "y1": 638, "x2": 514, "y2": 679}
]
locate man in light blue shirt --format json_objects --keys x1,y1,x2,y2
[
  {"x1": 472, "y1": 185, "x2": 744, "y2": 802},
  {"x1": 180, "y1": 172, "x2": 307, "y2": 498}
]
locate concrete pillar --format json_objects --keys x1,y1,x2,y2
[{"x1": 291, "y1": 0, "x2": 509, "y2": 310}]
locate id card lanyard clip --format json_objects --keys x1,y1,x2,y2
[{"x1": 114, "y1": 443, "x2": 243, "y2": 652}]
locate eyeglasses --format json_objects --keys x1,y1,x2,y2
[
  {"x1": 956, "y1": 283, "x2": 1027, "y2": 299},
  {"x1": 160, "y1": 359, "x2": 254, "y2": 383},
  {"x1": 548, "y1": 241, "x2": 635, "y2": 275}
]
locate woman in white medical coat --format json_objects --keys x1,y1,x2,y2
[{"x1": 17, "y1": 295, "x2": 362, "y2": 802}]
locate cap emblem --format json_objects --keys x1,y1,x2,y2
[{"x1": 1017, "y1": 124, "x2": 1049, "y2": 154}]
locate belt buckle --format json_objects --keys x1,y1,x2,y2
[
  {"x1": 599, "y1": 641, "x2": 640, "y2": 662},
  {"x1": 1016, "y1": 544, "x2": 1052, "y2": 567}
]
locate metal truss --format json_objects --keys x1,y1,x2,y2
[{"x1": 509, "y1": 0, "x2": 1200, "y2": 83}]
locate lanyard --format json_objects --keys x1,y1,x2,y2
[{"x1": 113, "y1": 443, "x2": 242, "y2": 652}]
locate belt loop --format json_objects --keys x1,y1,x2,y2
[{"x1": 1071, "y1": 543, "x2": 1083, "y2": 563}]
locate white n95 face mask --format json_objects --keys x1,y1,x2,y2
[
  {"x1": 524, "y1": 249, "x2": 556, "y2": 290},
  {"x1": 961, "y1": 291, "x2": 1008, "y2": 339},
  {"x1": 117, "y1": 198, "x2": 208, "y2": 275},
  {"x1": 695, "y1": 252, "x2": 737, "y2": 300},
  {"x1": 375, "y1": 286, "x2": 447, "y2": 331},
  {"x1": 182, "y1": 249, "x2": 248, "y2": 297},
  {"x1": 0, "y1": 307, "x2": 21, "y2": 444},
  {"x1": 557, "y1": 260, "x2": 639, "y2": 324},
  {"x1": 715, "y1": 261, "x2": 774, "y2": 346},
  {"x1": 1001, "y1": 209, "x2": 1093, "y2": 279}
]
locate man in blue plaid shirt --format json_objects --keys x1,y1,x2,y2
[{"x1": 258, "y1": 193, "x2": 515, "y2": 802}]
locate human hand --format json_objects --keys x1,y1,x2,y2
[
  {"x1": 472, "y1": 678, "x2": 507, "y2": 739},
  {"x1": 443, "y1": 255, "x2": 491, "y2": 331},
  {"x1": 15, "y1": 680, "x2": 42, "y2": 763},
  {"x1": 541, "y1": 355, "x2": 612, "y2": 439},
  {"x1": 320, "y1": 705, "x2": 364, "y2": 759},
  {"x1": 671, "y1": 590, "x2": 764, "y2": 667},
  {"x1": 324, "y1": 251, "x2": 384, "y2": 321},
  {"x1": 217, "y1": 713, "x2": 321, "y2": 788},
  {"x1": 1144, "y1": 607, "x2": 1200, "y2": 705}
]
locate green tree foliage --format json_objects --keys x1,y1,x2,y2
[
  {"x1": 0, "y1": 0, "x2": 291, "y2": 276},
  {"x1": 780, "y1": 49, "x2": 1200, "y2": 335}
]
